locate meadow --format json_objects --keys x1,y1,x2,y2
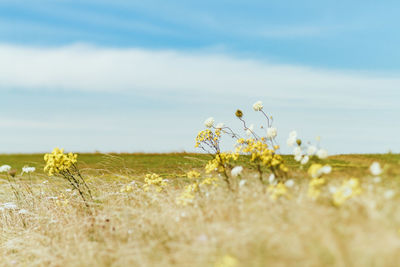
[
  {"x1": 0, "y1": 152, "x2": 399, "y2": 266},
  {"x1": 1, "y1": 101, "x2": 399, "y2": 267}
]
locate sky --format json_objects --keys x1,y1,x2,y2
[{"x1": 0, "y1": 0, "x2": 399, "y2": 154}]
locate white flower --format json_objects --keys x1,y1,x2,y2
[
  {"x1": 316, "y1": 149, "x2": 328, "y2": 159},
  {"x1": 18, "y1": 209, "x2": 28, "y2": 215},
  {"x1": 266, "y1": 127, "x2": 277, "y2": 139},
  {"x1": 246, "y1": 124, "x2": 254, "y2": 136},
  {"x1": 294, "y1": 154, "x2": 303, "y2": 162},
  {"x1": 370, "y1": 162, "x2": 382, "y2": 176},
  {"x1": 215, "y1": 122, "x2": 225, "y2": 129},
  {"x1": 286, "y1": 136, "x2": 296, "y2": 147},
  {"x1": 268, "y1": 174, "x2": 276, "y2": 184},
  {"x1": 231, "y1": 166, "x2": 243, "y2": 177},
  {"x1": 384, "y1": 190, "x2": 395, "y2": 199},
  {"x1": 204, "y1": 117, "x2": 214, "y2": 128},
  {"x1": 320, "y1": 165, "x2": 332, "y2": 175},
  {"x1": 293, "y1": 147, "x2": 302, "y2": 156},
  {"x1": 0, "y1": 165, "x2": 11, "y2": 173},
  {"x1": 307, "y1": 146, "x2": 317, "y2": 156},
  {"x1": 300, "y1": 155, "x2": 309, "y2": 165},
  {"x1": 252, "y1": 101, "x2": 263, "y2": 111},
  {"x1": 239, "y1": 180, "x2": 246, "y2": 187},
  {"x1": 289, "y1": 130, "x2": 297, "y2": 139},
  {"x1": 22, "y1": 166, "x2": 35, "y2": 174},
  {"x1": 285, "y1": 179, "x2": 295, "y2": 188}
]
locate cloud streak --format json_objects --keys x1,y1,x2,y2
[{"x1": 0, "y1": 43, "x2": 399, "y2": 108}]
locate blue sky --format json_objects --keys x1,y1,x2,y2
[{"x1": 0, "y1": 0, "x2": 399, "y2": 154}]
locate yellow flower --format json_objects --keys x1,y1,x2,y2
[
  {"x1": 214, "y1": 255, "x2": 238, "y2": 267},
  {"x1": 332, "y1": 178, "x2": 362, "y2": 206},
  {"x1": 143, "y1": 173, "x2": 167, "y2": 192},
  {"x1": 187, "y1": 170, "x2": 201, "y2": 179},
  {"x1": 267, "y1": 182, "x2": 289, "y2": 201},
  {"x1": 44, "y1": 147, "x2": 78, "y2": 176}
]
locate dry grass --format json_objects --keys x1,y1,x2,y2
[{"x1": 0, "y1": 153, "x2": 400, "y2": 266}]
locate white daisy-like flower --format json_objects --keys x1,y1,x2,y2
[
  {"x1": 320, "y1": 165, "x2": 332, "y2": 175},
  {"x1": 293, "y1": 147, "x2": 302, "y2": 156},
  {"x1": 204, "y1": 117, "x2": 215, "y2": 128},
  {"x1": 369, "y1": 162, "x2": 382, "y2": 176},
  {"x1": 294, "y1": 154, "x2": 303, "y2": 162},
  {"x1": 307, "y1": 146, "x2": 317, "y2": 156},
  {"x1": 266, "y1": 127, "x2": 277, "y2": 139},
  {"x1": 231, "y1": 166, "x2": 243, "y2": 177},
  {"x1": 0, "y1": 165, "x2": 11, "y2": 173},
  {"x1": 18, "y1": 209, "x2": 28, "y2": 215},
  {"x1": 316, "y1": 149, "x2": 328, "y2": 159},
  {"x1": 285, "y1": 179, "x2": 295, "y2": 188},
  {"x1": 287, "y1": 136, "x2": 297, "y2": 147},
  {"x1": 300, "y1": 155, "x2": 309, "y2": 165},
  {"x1": 252, "y1": 101, "x2": 263, "y2": 111},
  {"x1": 215, "y1": 122, "x2": 225, "y2": 129},
  {"x1": 268, "y1": 174, "x2": 276, "y2": 184},
  {"x1": 384, "y1": 190, "x2": 395, "y2": 199},
  {"x1": 22, "y1": 166, "x2": 35, "y2": 174},
  {"x1": 246, "y1": 124, "x2": 254, "y2": 136}
]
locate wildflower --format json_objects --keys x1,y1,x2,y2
[
  {"x1": 266, "y1": 127, "x2": 277, "y2": 139},
  {"x1": 308, "y1": 164, "x2": 331, "y2": 178},
  {"x1": 307, "y1": 146, "x2": 317, "y2": 156},
  {"x1": 235, "y1": 109, "x2": 243, "y2": 118},
  {"x1": 215, "y1": 122, "x2": 225, "y2": 129},
  {"x1": 187, "y1": 170, "x2": 201, "y2": 179},
  {"x1": 293, "y1": 147, "x2": 302, "y2": 157},
  {"x1": 268, "y1": 174, "x2": 276, "y2": 184},
  {"x1": 18, "y1": 209, "x2": 28, "y2": 215},
  {"x1": 0, "y1": 165, "x2": 11, "y2": 173},
  {"x1": 204, "y1": 117, "x2": 215, "y2": 128},
  {"x1": 267, "y1": 183, "x2": 289, "y2": 200},
  {"x1": 308, "y1": 178, "x2": 325, "y2": 199},
  {"x1": 286, "y1": 131, "x2": 298, "y2": 147},
  {"x1": 231, "y1": 166, "x2": 243, "y2": 177},
  {"x1": 300, "y1": 155, "x2": 309, "y2": 165},
  {"x1": 294, "y1": 154, "x2": 302, "y2": 162},
  {"x1": 252, "y1": 101, "x2": 263, "y2": 111},
  {"x1": 370, "y1": 162, "x2": 382, "y2": 176},
  {"x1": 22, "y1": 166, "x2": 35, "y2": 174},
  {"x1": 44, "y1": 148, "x2": 78, "y2": 176},
  {"x1": 296, "y1": 139, "x2": 302, "y2": 146},
  {"x1": 332, "y1": 178, "x2": 362, "y2": 206},
  {"x1": 176, "y1": 183, "x2": 198, "y2": 206},
  {"x1": 143, "y1": 173, "x2": 167, "y2": 192},
  {"x1": 285, "y1": 179, "x2": 295, "y2": 188},
  {"x1": 239, "y1": 179, "x2": 246, "y2": 187},
  {"x1": 316, "y1": 149, "x2": 328, "y2": 159},
  {"x1": 120, "y1": 185, "x2": 133, "y2": 193}
]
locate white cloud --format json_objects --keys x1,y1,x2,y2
[{"x1": 0, "y1": 43, "x2": 399, "y2": 110}]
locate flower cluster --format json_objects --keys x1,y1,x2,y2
[
  {"x1": 236, "y1": 138, "x2": 287, "y2": 173},
  {"x1": 44, "y1": 148, "x2": 78, "y2": 176},
  {"x1": 331, "y1": 178, "x2": 362, "y2": 206},
  {"x1": 143, "y1": 173, "x2": 167, "y2": 192},
  {"x1": 267, "y1": 182, "x2": 289, "y2": 201},
  {"x1": 308, "y1": 178, "x2": 326, "y2": 199},
  {"x1": 205, "y1": 152, "x2": 238, "y2": 174}
]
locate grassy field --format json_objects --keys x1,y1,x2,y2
[{"x1": 0, "y1": 152, "x2": 399, "y2": 266}]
